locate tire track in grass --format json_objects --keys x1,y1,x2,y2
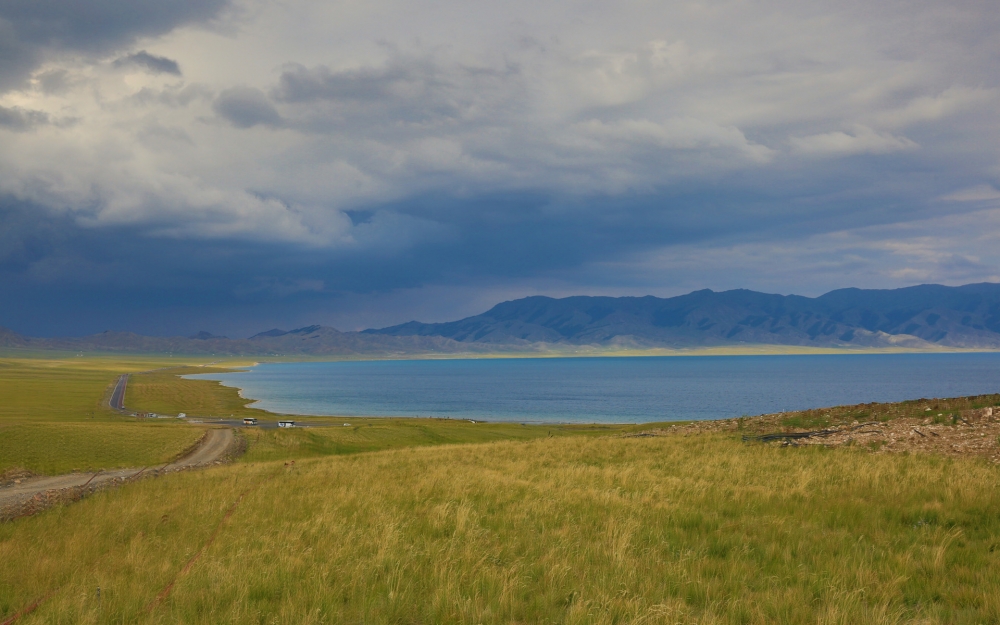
[
  {"x1": 0, "y1": 588, "x2": 58, "y2": 625},
  {"x1": 145, "y1": 472, "x2": 277, "y2": 613}
]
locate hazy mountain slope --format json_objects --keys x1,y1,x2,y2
[
  {"x1": 0, "y1": 325, "x2": 505, "y2": 356},
  {"x1": 6, "y1": 283, "x2": 1000, "y2": 353},
  {"x1": 367, "y1": 283, "x2": 1000, "y2": 348},
  {"x1": 0, "y1": 326, "x2": 29, "y2": 348}
]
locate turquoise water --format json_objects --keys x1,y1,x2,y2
[{"x1": 186, "y1": 353, "x2": 1000, "y2": 424}]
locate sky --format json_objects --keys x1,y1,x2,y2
[{"x1": 1, "y1": 0, "x2": 999, "y2": 337}]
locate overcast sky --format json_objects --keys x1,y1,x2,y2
[{"x1": 1, "y1": 0, "x2": 999, "y2": 337}]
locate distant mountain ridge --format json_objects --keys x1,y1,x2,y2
[
  {"x1": 4, "y1": 283, "x2": 1000, "y2": 354},
  {"x1": 0, "y1": 324, "x2": 491, "y2": 356},
  {"x1": 366, "y1": 283, "x2": 1000, "y2": 349}
]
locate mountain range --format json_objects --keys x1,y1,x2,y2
[{"x1": 5, "y1": 283, "x2": 1000, "y2": 355}]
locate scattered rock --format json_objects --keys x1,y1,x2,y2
[{"x1": 627, "y1": 398, "x2": 1000, "y2": 462}]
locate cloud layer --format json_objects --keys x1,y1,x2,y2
[{"x1": 1, "y1": 0, "x2": 999, "y2": 336}]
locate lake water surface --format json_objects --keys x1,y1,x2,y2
[{"x1": 186, "y1": 353, "x2": 1000, "y2": 424}]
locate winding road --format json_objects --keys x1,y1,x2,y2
[{"x1": 0, "y1": 428, "x2": 234, "y2": 514}]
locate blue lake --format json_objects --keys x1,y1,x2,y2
[{"x1": 186, "y1": 353, "x2": 1000, "y2": 424}]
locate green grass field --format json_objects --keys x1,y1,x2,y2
[
  {"x1": 5, "y1": 353, "x2": 1000, "y2": 623},
  {"x1": 125, "y1": 366, "x2": 267, "y2": 419},
  {"x1": 0, "y1": 354, "x2": 210, "y2": 475},
  {"x1": 0, "y1": 422, "x2": 202, "y2": 476}
]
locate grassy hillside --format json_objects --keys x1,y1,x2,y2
[{"x1": 4, "y1": 433, "x2": 1000, "y2": 623}]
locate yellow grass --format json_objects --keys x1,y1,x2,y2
[
  {"x1": 3, "y1": 434, "x2": 1000, "y2": 623},
  {"x1": 6, "y1": 352, "x2": 1000, "y2": 622},
  {"x1": 240, "y1": 418, "x2": 635, "y2": 462}
]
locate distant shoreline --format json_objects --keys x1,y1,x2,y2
[
  {"x1": 205, "y1": 343, "x2": 990, "y2": 364},
  {"x1": 9, "y1": 344, "x2": 984, "y2": 360}
]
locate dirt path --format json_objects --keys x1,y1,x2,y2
[
  {"x1": 0, "y1": 429, "x2": 234, "y2": 518},
  {"x1": 174, "y1": 428, "x2": 234, "y2": 466}
]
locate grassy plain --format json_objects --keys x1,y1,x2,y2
[
  {"x1": 126, "y1": 366, "x2": 267, "y2": 419},
  {"x1": 241, "y1": 419, "x2": 634, "y2": 463},
  {"x1": 0, "y1": 353, "x2": 210, "y2": 475},
  {"x1": 6, "y1": 352, "x2": 1000, "y2": 622},
  {"x1": 4, "y1": 434, "x2": 1000, "y2": 623}
]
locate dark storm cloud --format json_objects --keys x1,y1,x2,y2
[
  {"x1": 0, "y1": 192, "x2": 639, "y2": 335},
  {"x1": 273, "y1": 59, "x2": 519, "y2": 128},
  {"x1": 275, "y1": 62, "x2": 429, "y2": 103},
  {"x1": 2, "y1": 0, "x2": 1000, "y2": 336},
  {"x1": 213, "y1": 87, "x2": 282, "y2": 128},
  {"x1": 0, "y1": 0, "x2": 227, "y2": 90},
  {"x1": 0, "y1": 105, "x2": 48, "y2": 130},
  {"x1": 0, "y1": 197, "x2": 317, "y2": 336},
  {"x1": 113, "y1": 51, "x2": 181, "y2": 75}
]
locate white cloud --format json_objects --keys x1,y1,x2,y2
[
  {"x1": 939, "y1": 185, "x2": 1000, "y2": 203},
  {"x1": 876, "y1": 86, "x2": 998, "y2": 129},
  {"x1": 0, "y1": 0, "x2": 997, "y2": 249},
  {"x1": 789, "y1": 125, "x2": 918, "y2": 156},
  {"x1": 576, "y1": 118, "x2": 773, "y2": 162},
  {"x1": 596, "y1": 204, "x2": 1000, "y2": 297}
]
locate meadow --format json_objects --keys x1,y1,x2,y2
[
  {"x1": 0, "y1": 354, "x2": 215, "y2": 476},
  {"x1": 4, "y1": 352, "x2": 1000, "y2": 623},
  {"x1": 126, "y1": 365, "x2": 268, "y2": 419}
]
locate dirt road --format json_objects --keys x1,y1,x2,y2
[{"x1": 0, "y1": 428, "x2": 234, "y2": 517}]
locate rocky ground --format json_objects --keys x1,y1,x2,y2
[{"x1": 629, "y1": 394, "x2": 1000, "y2": 463}]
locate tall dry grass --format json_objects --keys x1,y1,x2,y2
[{"x1": 3, "y1": 433, "x2": 1000, "y2": 623}]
